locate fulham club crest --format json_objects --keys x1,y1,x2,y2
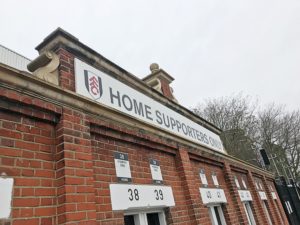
[{"x1": 84, "y1": 70, "x2": 103, "y2": 100}]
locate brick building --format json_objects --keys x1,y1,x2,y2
[{"x1": 0, "y1": 28, "x2": 289, "y2": 225}]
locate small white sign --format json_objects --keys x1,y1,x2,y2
[
  {"x1": 271, "y1": 192, "x2": 277, "y2": 200},
  {"x1": 238, "y1": 190, "x2": 253, "y2": 202},
  {"x1": 255, "y1": 181, "x2": 259, "y2": 190},
  {"x1": 150, "y1": 159, "x2": 163, "y2": 184},
  {"x1": 114, "y1": 152, "x2": 132, "y2": 182},
  {"x1": 242, "y1": 179, "x2": 247, "y2": 189},
  {"x1": 110, "y1": 184, "x2": 175, "y2": 210},
  {"x1": 200, "y1": 170, "x2": 208, "y2": 186},
  {"x1": 269, "y1": 184, "x2": 274, "y2": 191},
  {"x1": 212, "y1": 173, "x2": 219, "y2": 186},
  {"x1": 259, "y1": 182, "x2": 263, "y2": 190},
  {"x1": 234, "y1": 177, "x2": 240, "y2": 189},
  {"x1": 199, "y1": 188, "x2": 227, "y2": 205},
  {"x1": 0, "y1": 178, "x2": 13, "y2": 218},
  {"x1": 259, "y1": 191, "x2": 267, "y2": 200}
]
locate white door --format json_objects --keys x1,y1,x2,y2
[
  {"x1": 124, "y1": 211, "x2": 166, "y2": 225},
  {"x1": 243, "y1": 202, "x2": 256, "y2": 225},
  {"x1": 208, "y1": 205, "x2": 227, "y2": 225},
  {"x1": 262, "y1": 200, "x2": 273, "y2": 225}
]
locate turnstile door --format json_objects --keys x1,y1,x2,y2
[{"x1": 147, "y1": 213, "x2": 160, "y2": 225}]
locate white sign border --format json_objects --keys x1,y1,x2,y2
[{"x1": 75, "y1": 58, "x2": 225, "y2": 153}]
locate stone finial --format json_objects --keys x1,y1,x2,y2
[
  {"x1": 150, "y1": 63, "x2": 159, "y2": 73},
  {"x1": 27, "y1": 51, "x2": 59, "y2": 85}
]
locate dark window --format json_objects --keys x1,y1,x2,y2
[
  {"x1": 147, "y1": 213, "x2": 160, "y2": 225},
  {"x1": 124, "y1": 215, "x2": 135, "y2": 225}
]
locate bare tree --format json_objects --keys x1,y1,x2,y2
[
  {"x1": 193, "y1": 94, "x2": 259, "y2": 165},
  {"x1": 258, "y1": 105, "x2": 300, "y2": 179},
  {"x1": 283, "y1": 111, "x2": 300, "y2": 179},
  {"x1": 193, "y1": 95, "x2": 300, "y2": 181}
]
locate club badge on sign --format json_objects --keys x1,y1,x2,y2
[{"x1": 84, "y1": 70, "x2": 103, "y2": 100}]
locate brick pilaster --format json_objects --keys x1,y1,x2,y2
[
  {"x1": 175, "y1": 146, "x2": 209, "y2": 225},
  {"x1": 223, "y1": 163, "x2": 249, "y2": 225},
  {"x1": 262, "y1": 177, "x2": 289, "y2": 225},
  {"x1": 55, "y1": 48, "x2": 75, "y2": 92},
  {"x1": 247, "y1": 172, "x2": 270, "y2": 225},
  {"x1": 55, "y1": 107, "x2": 96, "y2": 224}
]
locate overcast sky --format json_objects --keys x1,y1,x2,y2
[{"x1": 1, "y1": 0, "x2": 299, "y2": 111}]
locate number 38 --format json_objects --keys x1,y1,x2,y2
[{"x1": 128, "y1": 189, "x2": 139, "y2": 201}]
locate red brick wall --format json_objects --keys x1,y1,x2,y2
[
  {"x1": 90, "y1": 125, "x2": 194, "y2": 225},
  {"x1": 0, "y1": 107, "x2": 57, "y2": 225},
  {"x1": 55, "y1": 107, "x2": 97, "y2": 224},
  {"x1": 55, "y1": 48, "x2": 75, "y2": 91},
  {"x1": 190, "y1": 159, "x2": 250, "y2": 225},
  {"x1": 265, "y1": 178, "x2": 290, "y2": 225},
  {"x1": 0, "y1": 45, "x2": 289, "y2": 225},
  {"x1": 191, "y1": 159, "x2": 227, "y2": 225},
  {"x1": 0, "y1": 85, "x2": 289, "y2": 225}
]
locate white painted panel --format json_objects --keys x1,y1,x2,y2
[
  {"x1": 199, "y1": 188, "x2": 227, "y2": 205},
  {"x1": 110, "y1": 184, "x2": 175, "y2": 210},
  {"x1": 0, "y1": 178, "x2": 13, "y2": 218},
  {"x1": 75, "y1": 58, "x2": 224, "y2": 153}
]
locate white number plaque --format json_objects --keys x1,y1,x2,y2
[
  {"x1": 199, "y1": 188, "x2": 227, "y2": 205},
  {"x1": 259, "y1": 191, "x2": 267, "y2": 200},
  {"x1": 271, "y1": 192, "x2": 277, "y2": 200},
  {"x1": 238, "y1": 190, "x2": 253, "y2": 202},
  {"x1": 109, "y1": 184, "x2": 175, "y2": 210}
]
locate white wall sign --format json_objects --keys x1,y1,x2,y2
[
  {"x1": 200, "y1": 170, "x2": 208, "y2": 186},
  {"x1": 212, "y1": 173, "x2": 219, "y2": 186},
  {"x1": 255, "y1": 181, "x2": 259, "y2": 190},
  {"x1": 259, "y1": 191, "x2": 267, "y2": 200},
  {"x1": 235, "y1": 176, "x2": 241, "y2": 189},
  {"x1": 109, "y1": 184, "x2": 175, "y2": 210},
  {"x1": 238, "y1": 190, "x2": 253, "y2": 202},
  {"x1": 269, "y1": 184, "x2": 274, "y2": 191},
  {"x1": 114, "y1": 152, "x2": 132, "y2": 182},
  {"x1": 258, "y1": 182, "x2": 263, "y2": 190},
  {"x1": 242, "y1": 179, "x2": 247, "y2": 189},
  {"x1": 199, "y1": 188, "x2": 227, "y2": 205},
  {"x1": 0, "y1": 178, "x2": 13, "y2": 218},
  {"x1": 150, "y1": 159, "x2": 163, "y2": 184},
  {"x1": 75, "y1": 59, "x2": 224, "y2": 153},
  {"x1": 271, "y1": 192, "x2": 277, "y2": 200}
]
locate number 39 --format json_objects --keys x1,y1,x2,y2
[{"x1": 154, "y1": 189, "x2": 164, "y2": 200}]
